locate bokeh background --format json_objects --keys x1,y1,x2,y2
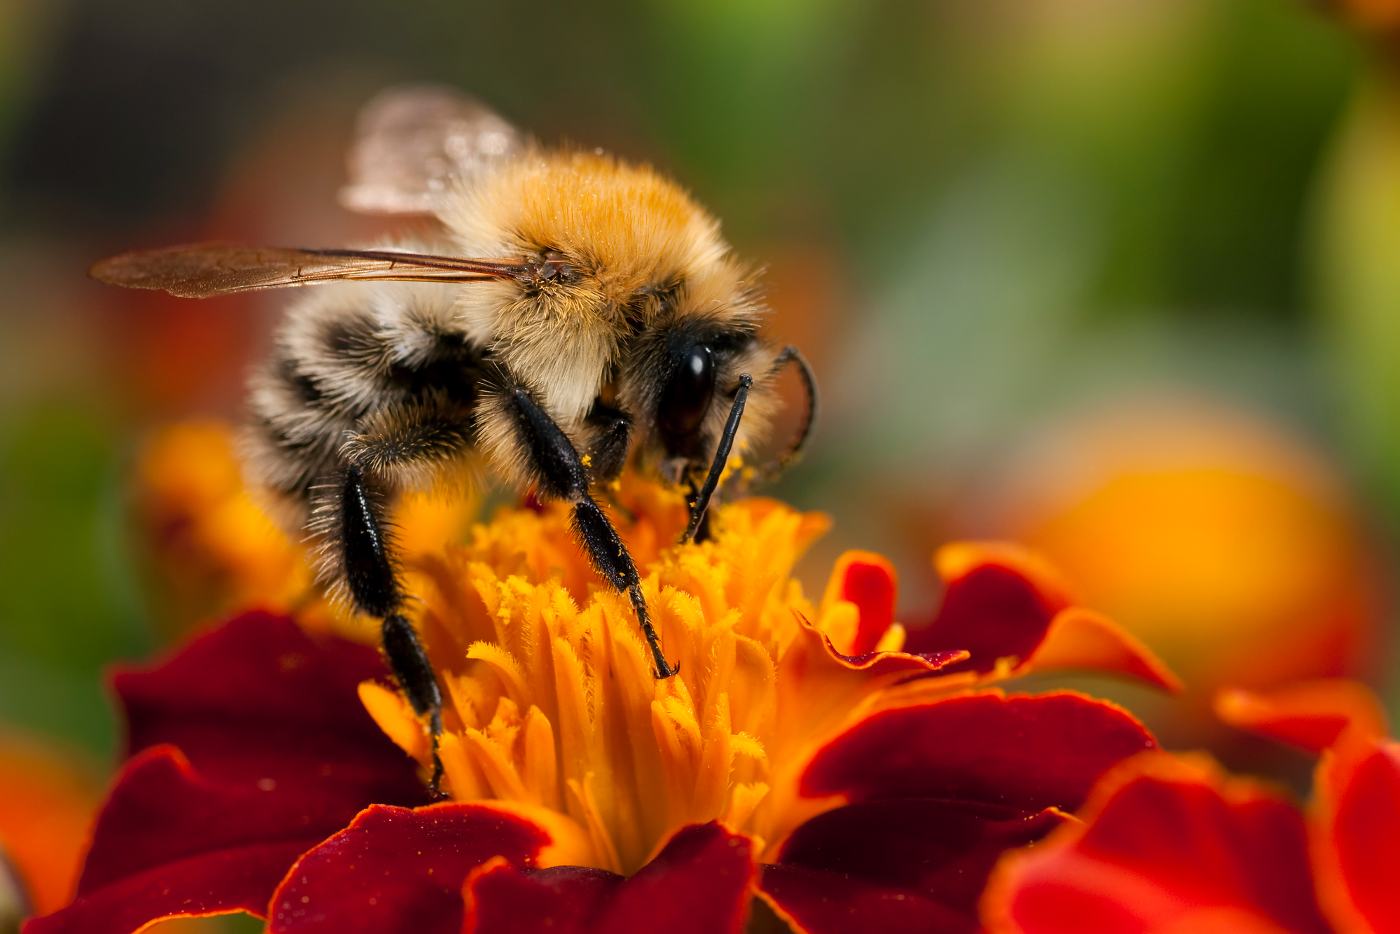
[{"x1": 4, "y1": 0, "x2": 1400, "y2": 923}]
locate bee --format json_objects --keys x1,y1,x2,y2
[{"x1": 92, "y1": 86, "x2": 816, "y2": 793}]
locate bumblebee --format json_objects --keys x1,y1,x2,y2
[{"x1": 93, "y1": 86, "x2": 815, "y2": 793}]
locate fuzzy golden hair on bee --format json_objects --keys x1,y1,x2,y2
[{"x1": 91, "y1": 85, "x2": 818, "y2": 794}]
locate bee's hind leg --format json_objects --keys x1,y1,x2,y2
[
  {"x1": 316, "y1": 402, "x2": 477, "y2": 798},
  {"x1": 495, "y1": 382, "x2": 678, "y2": 679},
  {"x1": 329, "y1": 463, "x2": 447, "y2": 797}
]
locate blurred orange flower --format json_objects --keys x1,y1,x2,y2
[
  {"x1": 0, "y1": 734, "x2": 99, "y2": 916},
  {"x1": 973, "y1": 399, "x2": 1385, "y2": 712},
  {"x1": 132, "y1": 421, "x2": 475, "y2": 637}
]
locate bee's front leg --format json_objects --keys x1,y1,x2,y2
[{"x1": 483, "y1": 380, "x2": 678, "y2": 679}]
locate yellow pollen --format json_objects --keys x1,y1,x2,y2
[{"x1": 359, "y1": 475, "x2": 907, "y2": 874}]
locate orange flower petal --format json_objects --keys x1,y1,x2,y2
[
  {"x1": 982, "y1": 752, "x2": 1330, "y2": 934},
  {"x1": 1028, "y1": 608, "x2": 1181, "y2": 693},
  {"x1": 0, "y1": 735, "x2": 98, "y2": 916},
  {"x1": 1215, "y1": 680, "x2": 1388, "y2": 755}
]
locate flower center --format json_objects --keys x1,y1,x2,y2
[{"x1": 360, "y1": 479, "x2": 850, "y2": 874}]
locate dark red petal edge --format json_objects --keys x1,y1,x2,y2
[
  {"x1": 903, "y1": 550, "x2": 1065, "y2": 674},
  {"x1": 760, "y1": 799, "x2": 1064, "y2": 934},
  {"x1": 797, "y1": 613, "x2": 968, "y2": 675},
  {"x1": 268, "y1": 803, "x2": 552, "y2": 934},
  {"x1": 801, "y1": 691, "x2": 1155, "y2": 813},
  {"x1": 463, "y1": 822, "x2": 756, "y2": 934}
]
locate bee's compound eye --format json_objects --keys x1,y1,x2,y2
[{"x1": 658, "y1": 344, "x2": 715, "y2": 444}]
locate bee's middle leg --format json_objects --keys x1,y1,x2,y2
[{"x1": 498, "y1": 384, "x2": 678, "y2": 679}]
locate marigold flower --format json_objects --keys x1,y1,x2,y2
[
  {"x1": 31, "y1": 455, "x2": 1173, "y2": 934},
  {"x1": 983, "y1": 679, "x2": 1400, "y2": 933}
]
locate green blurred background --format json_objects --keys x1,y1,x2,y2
[{"x1": 3, "y1": 0, "x2": 1400, "y2": 878}]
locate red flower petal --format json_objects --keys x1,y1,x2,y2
[
  {"x1": 28, "y1": 612, "x2": 428, "y2": 934},
  {"x1": 24, "y1": 747, "x2": 342, "y2": 934},
  {"x1": 463, "y1": 823, "x2": 756, "y2": 934},
  {"x1": 801, "y1": 691, "x2": 1154, "y2": 812},
  {"x1": 761, "y1": 800, "x2": 1064, "y2": 933},
  {"x1": 1315, "y1": 740, "x2": 1400, "y2": 933},
  {"x1": 463, "y1": 864, "x2": 616, "y2": 934},
  {"x1": 983, "y1": 753, "x2": 1330, "y2": 934},
  {"x1": 1215, "y1": 680, "x2": 1388, "y2": 755},
  {"x1": 905, "y1": 545, "x2": 1175, "y2": 690},
  {"x1": 822, "y1": 551, "x2": 897, "y2": 657},
  {"x1": 116, "y1": 610, "x2": 426, "y2": 804},
  {"x1": 903, "y1": 544, "x2": 1069, "y2": 673},
  {"x1": 268, "y1": 803, "x2": 553, "y2": 934},
  {"x1": 759, "y1": 864, "x2": 970, "y2": 934}
]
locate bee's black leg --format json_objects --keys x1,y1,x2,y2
[
  {"x1": 502, "y1": 385, "x2": 678, "y2": 679},
  {"x1": 336, "y1": 464, "x2": 446, "y2": 796},
  {"x1": 582, "y1": 399, "x2": 632, "y2": 483},
  {"x1": 681, "y1": 374, "x2": 752, "y2": 544}
]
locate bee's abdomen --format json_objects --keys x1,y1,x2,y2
[{"x1": 243, "y1": 290, "x2": 487, "y2": 531}]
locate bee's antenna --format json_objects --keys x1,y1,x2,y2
[
  {"x1": 681, "y1": 373, "x2": 753, "y2": 544},
  {"x1": 757, "y1": 344, "x2": 818, "y2": 483}
]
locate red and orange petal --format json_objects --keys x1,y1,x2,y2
[
  {"x1": 273, "y1": 812, "x2": 755, "y2": 934},
  {"x1": 1314, "y1": 739, "x2": 1400, "y2": 933},
  {"x1": 760, "y1": 801, "x2": 1066, "y2": 934},
  {"x1": 267, "y1": 803, "x2": 554, "y2": 934},
  {"x1": 757, "y1": 690, "x2": 1155, "y2": 932},
  {"x1": 903, "y1": 543, "x2": 1177, "y2": 691},
  {"x1": 982, "y1": 752, "x2": 1331, "y2": 934},
  {"x1": 1215, "y1": 679, "x2": 1388, "y2": 756}
]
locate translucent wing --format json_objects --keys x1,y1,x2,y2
[
  {"x1": 91, "y1": 243, "x2": 537, "y2": 298},
  {"x1": 339, "y1": 85, "x2": 522, "y2": 216}
]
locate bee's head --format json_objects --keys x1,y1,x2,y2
[
  {"x1": 614, "y1": 282, "x2": 781, "y2": 490},
  {"x1": 444, "y1": 149, "x2": 733, "y2": 420},
  {"x1": 444, "y1": 148, "x2": 812, "y2": 492}
]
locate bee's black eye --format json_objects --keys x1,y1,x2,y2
[{"x1": 658, "y1": 344, "x2": 715, "y2": 449}]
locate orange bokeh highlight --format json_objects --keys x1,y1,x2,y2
[
  {"x1": 0, "y1": 735, "x2": 99, "y2": 915},
  {"x1": 976, "y1": 399, "x2": 1385, "y2": 700}
]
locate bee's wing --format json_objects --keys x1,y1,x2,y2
[
  {"x1": 339, "y1": 85, "x2": 522, "y2": 216},
  {"x1": 91, "y1": 243, "x2": 533, "y2": 298}
]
